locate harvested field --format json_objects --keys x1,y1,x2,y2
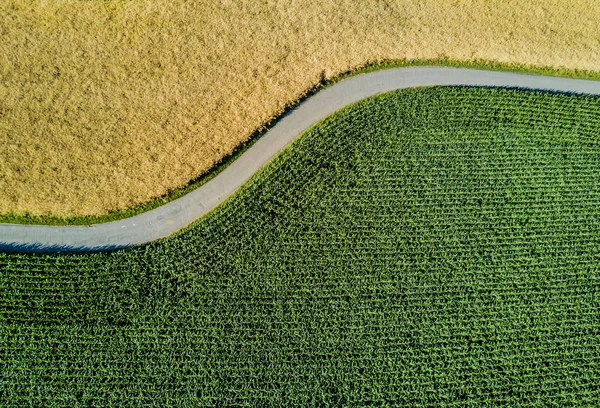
[
  {"x1": 3, "y1": 87, "x2": 600, "y2": 405},
  {"x1": 1, "y1": 0, "x2": 600, "y2": 217}
]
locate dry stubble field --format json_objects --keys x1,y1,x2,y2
[{"x1": 1, "y1": 0, "x2": 599, "y2": 217}]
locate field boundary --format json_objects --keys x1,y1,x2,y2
[
  {"x1": 2, "y1": 66, "x2": 600, "y2": 252},
  {"x1": 4, "y1": 59, "x2": 600, "y2": 226}
]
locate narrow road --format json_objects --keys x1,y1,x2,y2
[{"x1": 3, "y1": 66, "x2": 600, "y2": 252}]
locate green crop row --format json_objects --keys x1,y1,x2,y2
[{"x1": 2, "y1": 87, "x2": 600, "y2": 406}]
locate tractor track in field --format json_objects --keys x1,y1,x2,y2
[{"x1": 2, "y1": 66, "x2": 600, "y2": 252}]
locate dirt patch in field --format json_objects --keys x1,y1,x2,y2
[{"x1": 1, "y1": 0, "x2": 599, "y2": 217}]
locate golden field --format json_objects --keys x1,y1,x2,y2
[{"x1": 1, "y1": 0, "x2": 599, "y2": 218}]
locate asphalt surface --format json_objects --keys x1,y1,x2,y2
[{"x1": 2, "y1": 66, "x2": 600, "y2": 252}]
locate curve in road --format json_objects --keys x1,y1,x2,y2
[{"x1": 3, "y1": 66, "x2": 600, "y2": 252}]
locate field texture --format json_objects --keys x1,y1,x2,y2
[
  {"x1": 2, "y1": 87, "x2": 600, "y2": 405},
  {"x1": 1, "y1": 0, "x2": 600, "y2": 217}
]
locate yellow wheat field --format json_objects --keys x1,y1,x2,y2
[{"x1": 1, "y1": 0, "x2": 599, "y2": 217}]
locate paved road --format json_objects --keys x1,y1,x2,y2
[{"x1": 3, "y1": 66, "x2": 600, "y2": 252}]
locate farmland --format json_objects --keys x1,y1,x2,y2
[
  {"x1": 2, "y1": 0, "x2": 600, "y2": 218},
  {"x1": 2, "y1": 86, "x2": 600, "y2": 405}
]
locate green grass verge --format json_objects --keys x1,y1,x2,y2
[
  {"x1": 2, "y1": 58, "x2": 600, "y2": 225},
  {"x1": 3, "y1": 87, "x2": 600, "y2": 405}
]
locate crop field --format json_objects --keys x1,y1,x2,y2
[
  {"x1": 1, "y1": 0, "x2": 600, "y2": 218},
  {"x1": 2, "y1": 87, "x2": 600, "y2": 405}
]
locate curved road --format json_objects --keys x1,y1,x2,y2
[{"x1": 3, "y1": 66, "x2": 600, "y2": 252}]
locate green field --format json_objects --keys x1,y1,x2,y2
[{"x1": 2, "y1": 87, "x2": 600, "y2": 406}]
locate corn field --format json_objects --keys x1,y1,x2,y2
[{"x1": 2, "y1": 87, "x2": 600, "y2": 405}]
